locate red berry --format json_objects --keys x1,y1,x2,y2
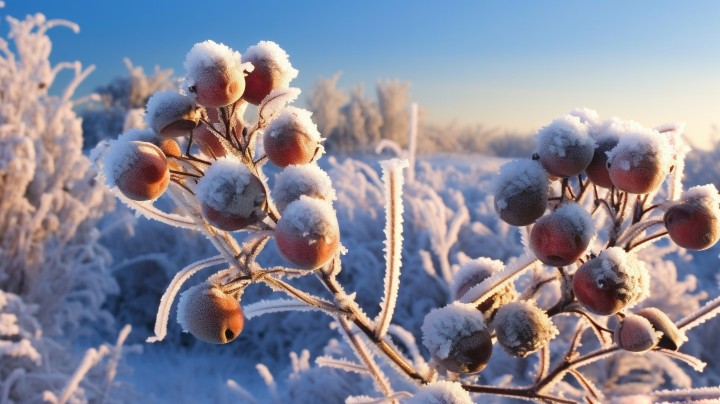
[
  {"x1": 635, "y1": 307, "x2": 685, "y2": 351},
  {"x1": 105, "y1": 140, "x2": 170, "y2": 201},
  {"x1": 585, "y1": 136, "x2": 619, "y2": 188},
  {"x1": 664, "y1": 185, "x2": 720, "y2": 250},
  {"x1": 614, "y1": 314, "x2": 659, "y2": 353},
  {"x1": 177, "y1": 283, "x2": 244, "y2": 344},
  {"x1": 274, "y1": 197, "x2": 339, "y2": 270},
  {"x1": 606, "y1": 130, "x2": 672, "y2": 194},
  {"x1": 118, "y1": 128, "x2": 182, "y2": 170},
  {"x1": 529, "y1": 203, "x2": 594, "y2": 267},
  {"x1": 452, "y1": 258, "x2": 517, "y2": 320},
  {"x1": 184, "y1": 41, "x2": 246, "y2": 108},
  {"x1": 572, "y1": 248, "x2": 649, "y2": 315},
  {"x1": 493, "y1": 301, "x2": 558, "y2": 358},
  {"x1": 196, "y1": 158, "x2": 266, "y2": 231},
  {"x1": 242, "y1": 41, "x2": 298, "y2": 105},
  {"x1": 264, "y1": 107, "x2": 323, "y2": 168},
  {"x1": 535, "y1": 115, "x2": 595, "y2": 178},
  {"x1": 145, "y1": 91, "x2": 200, "y2": 137},
  {"x1": 272, "y1": 164, "x2": 336, "y2": 214}
]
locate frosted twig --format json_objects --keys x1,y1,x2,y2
[
  {"x1": 226, "y1": 379, "x2": 258, "y2": 403},
  {"x1": 98, "y1": 324, "x2": 132, "y2": 404},
  {"x1": 654, "y1": 348, "x2": 706, "y2": 372},
  {"x1": 56, "y1": 345, "x2": 110, "y2": 404},
  {"x1": 676, "y1": 294, "x2": 720, "y2": 332},
  {"x1": 244, "y1": 298, "x2": 322, "y2": 319},
  {"x1": 338, "y1": 317, "x2": 394, "y2": 399},
  {"x1": 256, "y1": 364, "x2": 280, "y2": 404},
  {"x1": 345, "y1": 392, "x2": 412, "y2": 404},
  {"x1": 147, "y1": 255, "x2": 225, "y2": 343},
  {"x1": 459, "y1": 252, "x2": 538, "y2": 306},
  {"x1": 316, "y1": 356, "x2": 370, "y2": 375},
  {"x1": 375, "y1": 158, "x2": 408, "y2": 339}
]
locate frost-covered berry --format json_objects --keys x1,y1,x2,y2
[
  {"x1": 242, "y1": 41, "x2": 299, "y2": 105},
  {"x1": 264, "y1": 107, "x2": 324, "y2": 167},
  {"x1": 421, "y1": 302, "x2": 492, "y2": 374},
  {"x1": 145, "y1": 91, "x2": 200, "y2": 137},
  {"x1": 572, "y1": 247, "x2": 649, "y2": 315},
  {"x1": 614, "y1": 314, "x2": 660, "y2": 353},
  {"x1": 196, "y1": 158, "x2": 266, "y2": 231},
  {"x1": 184, "y1": 40, "x2": 246, "y2": 108},
  {"x1": 272, "y1": 164, "x2": 336, "y2": 213},
  {"x1": 529, "y1": 202, "x2": 594, "y2": 267},
  {"x1": 452, "y1": 258, "x2": 517, "y2": 320},
  {"x1": 177, "y1": 282, "x2": 244, "y2": 344},
  {"x1": 408, "y1": 381, "x2": 473, "y2": 404},
  {"x1": 664, "y1": 184, "x2": 720, "y2": 250},
  {"x1": 493, "y1": 159, "x2": 549, "y2": 226},
  {"x1": 534, "y1": 115, "x2": 595, "y2": 178},
  {"x1": 118, "y1": 128, "x2": 182, "y2": 170},
  {"x1": 606, "y1": 127, "x2": 672, "y2": 194},
  {"x1": 635, "y1": 307, "x2": 685, "y2": 351},
  {"x1": 274, "y1": 196, "x2": 339, "y2": 270},
  {"x1": 584, "y1": 118, "x2": 633, "y2": 188},
  {"x1": 492, "y1": 300, "x2": 558, "y2": 358},
  {"x1": 104, "y1": 140, "x2": 170, "y2": 201}
]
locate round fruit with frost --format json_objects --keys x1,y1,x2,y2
[
  {"x1": 411, "y1": 381, "x2": 474, "y2": 404},
  {"x1": 585, "y1": 136, "x2": 619, "y2": 188},
  {"x1": 614, "y1": 314, "x2": 659, "y2": 353},
  {"x1": 452, "y1": 258, "x2": 517, "y2": 320},
  {"x1": 664, "y1": 185, "x2": 720, "y2": 250},
  {"x1": 145, "y1": 91, "x2": 200, "y2": 137},
  {"x1": 242, "y1": 41, "x2": 298, "y2": 105},
  {"x1": 606, "y1": 130, "x2": 672, "y2": 194},
  {"x1": 193, "y1": 123, "x2": 226, "y2": 158},
  {"x1": 534, "y1": 115, "x2": 595, "y2": 177},
  {"x1": 177, "y1": 282, "x2": 244, "y2": 344},
  {"x1": 272, "y1": 164, "x2": 336, "y2": 214},
  {"x1": 635, "y1": 307, "x2": 684, "y2": 351},
  {"x1": 421, "y1": 302, "x2": 492, "y2": 374},
  {"x1": 493, "y1": 301, "x2": 558, "y2": 358},
  {"x1": 572, "y1": 248, "x2": 649, "y2": 315},
  {"x1": 529, "y1": 203, "x2": 594, "y2": 267},
  {"x1": 264, "y1": 107, "x2": 324, "y2": 168},
  {"x1": 274, "y1": 196, "x2": 339, "y2": 270},
  {"x1": 493, "y1": 159, "x2": 549, "y2": 226},
  {"x1": 105, "y1": 140, "x2": 170, "y2": 201},
  {"x1": 196, "y1": 158, "x2": 266, "y2": 231},
  {"x1": 184, "y1": 40, "x2": 246, "y2": 108},
  {"x1": 117, "y1": 128, "x2": 182, "y2": 170}
]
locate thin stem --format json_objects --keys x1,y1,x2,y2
[{"x1": 627, "y1": 230, "x2": 668, "y2": 251}]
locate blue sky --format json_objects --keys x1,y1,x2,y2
[{"x1": 4, "y1": 1, "x2": 719, "y2": 148}]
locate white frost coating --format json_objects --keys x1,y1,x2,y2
[
  {"x1": 102, "y1": 140, "x2": 161, "y2": 188},
  {"x1": 594, "y1": 247, "x2": 649, "y2": 304},
  {"x1": 117, "y1": 128, "x2": 157, "y2": 143},
  {"x1": 682, "y1": 184, "x2": 720, "y2": 214},
  {"x1": 493, "y1": 300, "x2": 558, "y2": 357},
  {"x1": 606, "y1": 126, "x2": 673, "y2": 174},
  {"x1": 244, "y1": 40, "x2": 299, "y2": 87},
  {"x1": 196, "y1": 157, "x2": 258, "y2": 216},
  {"x1": 451, "y1": 257, "x2": 504, "y2": 300},
  {"x1": 145, "y1": 90, "x2": 198, "y2": 134},
  {"x1": 492, "y1": 159, "x2": 548, "y2": 211},
  {"x1": 568, "y1": 107, "x2": 600, "y2": 127},
  {"x1": 535, "y1": 114, "x2": 594, "y2": 158},
  {"x1": 421, "y1": 302, "x2": 487, "y2": 360},
  {"x1": 273, "y1": 164, "x2": 336, "y2": 213},
  {"x1": 281, "y1": 196, "x2": 338, "y2": 242},
  {"x1": 183, "y1": 40, "x2": 249, "y2": 86},
  {"x1": 553, "y1": 202, "x2": 595, "y2": 241},
  {"x1": 176, "y1": 282, "x2": 221, "y2": 332},
  {"x1": 408, "y1": 381, "x2": 473, "y2": 404},
  {"x1": 375, "y1": 158, "x2": 409, "y2": 339},
  {"x1": 614, "y1": 313, "x2": 661, "y2": 352},
  {"x1": 243, "y1": 298, "x2": 318, "y2": 319},
  {"x1": 594, "y1": 117, "x2": 645, "y2": 142},
  {"x1": 266, "y1": 106, "x2": 323, "y2": 142}
]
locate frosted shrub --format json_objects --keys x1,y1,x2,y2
[
  {"x1": 95, "y1": 36, "x2": 720, "y2": 403},
  {"x1": 0, "y1": 12, "x2": 134, "y2": 403}
]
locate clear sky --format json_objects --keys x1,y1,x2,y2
[{"x1": 3, "y1": 1, "x2": 719, "y2": 148}]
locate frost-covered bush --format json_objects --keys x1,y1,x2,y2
[
  {"x1": 0, "y1": 12, "x2": 136, "y2": 402},
  {"x1": 94, "y1": 37, "x2": 720, "y2": 403}
]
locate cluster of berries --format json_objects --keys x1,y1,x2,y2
[
  {"x1": 100, "y1": 40, "x2": 340, "y2": 344},
  {"x1": 421, "y1": 111, "x2": 719, "y2": 375}
]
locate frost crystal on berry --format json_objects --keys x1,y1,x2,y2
[
  {"x1": 452, "y1": 258, "x2": 516, "y2": 319},
  {"x1": 272, "y1": 164, "x2": 336, "y2": 213},
  {"x1": 492, "y1": 159, "x2": 548, "y2": 226},
  {"x1": 493, "y1": 300, "x2": 558, "y2": 358},
  {"x1": 421, "y1": 302, "x2": 488, "y2": 360},
  {"x1": 145, "y1": 90, "x2": 199, "y2": 137},
  {"x1": 409, "y1": 381, "x2": 474, "y2": 404},
  {"x1": 535, "y1": 114, "x2": 595, "y2": 177}
]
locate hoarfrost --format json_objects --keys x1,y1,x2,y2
[
  {"x1": 606, "y1": 125, "x2": 673, "y2": 175},
  {"x1": 281, "y1": 196, "x2": 338, "y2": 242},
  {"x1": 183, "y1": 40, "x2": 248, "y2": 88},
  {"x1": 595, "y1": 247, "x2": 650, "y2": 304},
  {"x1": 420, "y1": 302, "x2": 486, "y2": 360},
  {"x1": 407, "y1": 381, "x2": 473, "y2": 404},
  {"x1": 196, "y1": 157, "x2": 258, "y2": 216},
  {"x1": 244, "y1": 40, "x2": 299, "y2": 88},
  {"x1": 553, "y1": 202, "x2": 595, "y2": 241},
  {"x1": 493, "y1": 300, "x2": 558, "y2": 357},
  {"x1": 535, "y1": 114, "x2": 594, "y2": 159},
  {"x1": 144, "y1": 90, "x2": 198, "y2": 135},
  {"x1": 273, "y1": 164, "x2": 336, "y2": 213},
  {"x1": 266, "y1": 106, "x2": 323, "y2": 142}
]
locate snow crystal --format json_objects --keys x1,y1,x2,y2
[
  {"x1": 594, "y1": 247, "x2": 649, "y2": 303},
  {"x1": 420, "y1": 302, "x2": 486, "y2": 360},
  {"x1": 118, "y1": 128, "x2": 156, "y2": 143},
  {"x1": 280, "y1": 196, "x2": 338, "y2": 242},
  {"x1": 568, "y1": 107, "x2": 600, "y2": 127},
  {"x1": 552, "y1": 202, "x2": 595, "y2": 241},
  {"x1": 606, "y1": 125, "x2": 673, "y2": 174},
  {"x1": 272, "y1": 164, "x2": 336, "y2": 213},
  {"x1": 492, "y1": 300, "x2": 558, "y2": 357},
  {"x1": 183, "y1": 40, "x2": 248, "y2": 87},
  {"x1": 408, "y1": 381, "x2": 473, "y2": 404},
  {"x1": 145, "y1": 90, "x2": 199, "y2": 135},
  {"x1": 244, "y1": 41, "x2": 299, "y2": 87},
  {"x1": 176, "y1": 282, "x2": 218, "y2": 333},
  {"x1": 682, "y1": 184, "x2": 720, "y2": 213},
  {"x1": 195, "y1": 157, "x2": 261, "y2": 217},
  {"x1": 266, "y1": 106, "x2": 322, "y2": 142},
  {"x1": 614, "y1": 313, "x2": 661, "y2": 352},
  {"x1": 103, "y1": 140, "x2": 162, "y2": 188},
  {"x1": 535, "y1": 114, "x2": 594, "y2": 158}
]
